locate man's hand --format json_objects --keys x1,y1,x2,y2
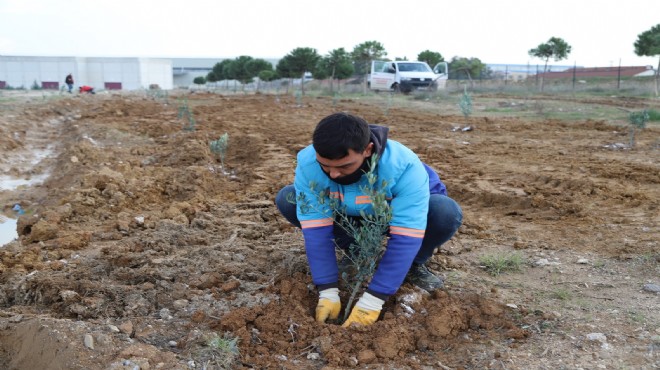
[
  {"x1": 341, "y1": 292, "x2": 384, "y2": 327},
  {"x1": 315, "y1": 288, "x2": 341, "y2": 323}
]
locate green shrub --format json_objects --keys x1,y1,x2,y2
[{"x1": 646, "y1": 109, "x2": 660, "y2": 121}]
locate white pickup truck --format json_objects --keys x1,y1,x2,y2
[{"x1": 369, "y1": 60, "x2": 448, "y2": 93}]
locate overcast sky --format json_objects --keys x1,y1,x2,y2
[{"x1": 1, "y1": 0, "x2": 658, "y2": 68}]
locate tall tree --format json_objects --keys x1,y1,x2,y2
[
  {"x1": 227, "y1": 56, "x2": 256, "y2": 90},
  {"x1": 282, "y1": 47, "x2": 321, "y2": 96},
  {"x1": 276, "y1": 56, "x2": 295, "y2": 94},
  {"x1": 449, "y1": 57, "x2": 488, "y2": 88},
  {"x1": 634, "y1": 24, "x2": 660, "y2": 96},
  {"x1": 246, "y1": 59, "x2": 273, "y2": 92},
  {"x1": 207, "y1": 59, "x2": 234, "y2": 86},
  {"x1": 529, "y1": 37, "x2": 572, "y2": 91},
  {"x1": 351, "y1": 41, "x2": 387, "y2": 93},
  {"x1": 317, "y1": 48, "x2": 354, "y2": 93},
  {"x1": 417, "y1": 50, "x2": 444, "y2": 67}
]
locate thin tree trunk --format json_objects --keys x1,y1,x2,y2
[
  {"x1": 655, "y1": 57, "x2": 659, "y2": 97},
  {"x1": 466, "y1": 70, "x2": 473, "y2": 88},
  {"x1": 330, "y1": 66, "x2": 336, "y2": 94},
  {"x1": 541, "y1": 59, "x2": 549, "y2": 92}
]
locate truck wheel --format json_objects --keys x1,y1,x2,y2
[
  {"x1": 399, "y1": 82, "x2": 413, "y2": 94},
  {"x1": 392, "y1": 83, "x2": 401, "y2": 93}
]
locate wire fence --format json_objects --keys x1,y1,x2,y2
[{"x1": 185, "y1": 75, "x2": 658, "y2": 97}]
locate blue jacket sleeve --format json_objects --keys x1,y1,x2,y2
[
  {"x1": 302, "y1": 226, "x2": 339, "y2": 289},
  {"x1": 294, "y1": 151, "x2": 339, "y2": 289},
  {"x1": 423, "y1": 163, "x2": 447, "y2": 195},
  {"x1": 368, "y1": 234, "x2": 422, "y2": 296},
  {"x1": 368, "y1": 160, "x2": 430, "y2": 296}
]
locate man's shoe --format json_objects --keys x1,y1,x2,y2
[{"x1": 405, "y1": 263, "x2": 444, "y2": 291}]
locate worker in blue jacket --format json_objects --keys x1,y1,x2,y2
[{"x1": 275, "y1": 112, "x2": 462, "y2": 326}]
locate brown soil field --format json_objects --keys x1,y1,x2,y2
[{"x1": 0, "y1": 90, "x2": 658, "y2": 370}]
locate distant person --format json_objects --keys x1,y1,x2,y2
[
  {"x1": 65, "y1": 73, "x2": 74, "y2": 93},
  {"x1": 79, "y1": 85, "x2": 95, "y2": 94}
]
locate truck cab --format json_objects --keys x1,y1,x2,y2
[{"x1": 370, "y1": 60, "x2": 448, "y2": 93}]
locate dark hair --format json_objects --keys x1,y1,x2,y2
[{"x1": 312, "y1": 112, "x2": 370, "y2": 159}]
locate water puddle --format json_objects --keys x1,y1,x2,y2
[
  {"x1": 0, "y1": 173, "x2": 50, "y2": 191},
  {"x1": 0, "y1": 216, "x2": 18, "y2": 247}
]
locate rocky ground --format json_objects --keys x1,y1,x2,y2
[{"x1": 0, "y1": 89, "x2": 658, "y2": 369}]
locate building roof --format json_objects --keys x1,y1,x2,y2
[
  {"x1": 538, "y1": 66, "x2": 655, "y2": 78},
  {"x1": 171, "y1": 57, "x2": 279, "y2": 69}
]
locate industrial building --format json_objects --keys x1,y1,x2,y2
[{"x1": 0, "y1": 56, "x2": 173, "y2": 91}]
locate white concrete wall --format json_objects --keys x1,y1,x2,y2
[
  {"x1": 0, "y1": 56, "x2": 172, "y2": 90},
  {"x1": 139, "y1": 58, "x2": 173, "y2": 90},
  {"x1": 86, "y1": 58, "x2": 142, "y2": 90},
  {"x1": 0, "y1": 56, "x2": 76, "y2": 89}
]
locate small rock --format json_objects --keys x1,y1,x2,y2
[
  {"x1": 108, "y1": 325, "x2": 120, "y2": 333},
  {"x1": 586, "y1": 333, "x2": 607, "y2": 342},
  {"x1": 168, "y1": 340, "x2": 178, "y2": 347},
  {"x1": 642, "y1": 283, "x2": 660, "y2": 293},
  {"x1": 221, "y1": 279, "x2": 241, "y2": 292},
  {"x1": 83, "y1": 334, "x2": 94, "y2": 349},
  {"x1": 306, "y1": 352, "x2": 320, "y2": 360},
  {"x1": 70, "y1": 156, "x2": 79, "y2": 163},
  {"x1": 8, "y1": 315, "x2": 23, "y2": 323},
  {"x1": 534, "y1": 258, "x2": 550, "y2": 267},
  {"x1": 357, "y1": 349, "x2": 376, "y2": 364},
  {"x1": 173, "y1": 299, "x2": 189, "y2": 310},
  {"x1": 506, "y1": 303, "x2": 518, "y2": 309},
  {"x1": 159, "y1": 308, "x2": 173, "y2": 320},
  {"x1": 118, "y1": 321, "x2": 134, "y2": 335},
  {"x1": 576, "y1": 258, "x2": 589, "y2": 264}
]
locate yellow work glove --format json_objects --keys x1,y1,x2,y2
[
  {"x1": 341, "y1": 292, "x2": 384, "y2": 327},
  {"x1": 315, "y1": 288, "x2": 341, "y2": 323}
]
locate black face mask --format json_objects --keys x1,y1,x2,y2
[{"x1": 322, "y1": 157, "x2": 371, "y2": 185}]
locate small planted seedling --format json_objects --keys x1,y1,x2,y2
[
  {"x1": 209, "y1": 133, "x2": 229, "y2": 174},
  {"x1": 383, "y1": 93, "x2": 393, "y2": 117},
  {"x1": 458, "y1": 85, "x2": 473, "y2": 118},
  {"x1": 628, "y1": 110, "x2": 649, "y2": 148},
  {"x1": 178, "y1": 96, "x2": 196, "y2": 131}
]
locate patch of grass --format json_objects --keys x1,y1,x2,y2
[
  {"x1": 627, "y1": 311, "x2": 646, "y2": 324},
  {"x1": 551, "y1": 288, "x2": 572, "y2": 301},
  {"x1": 444, "y1": 270, "x2": 462, "y2": 285},
  {"x1": 196, "y1": 332, "x2": 240, "y2": 369},
  {"x1": 593, "y1": 259, "x2": 607, "y2": 269},
  {"x1": 638, "y1": 253, "x2": 660, "y2": 264},
  {"x1": 646, "y1": 109, "x2": 660, "y2": 121},
  {"x1": 479, "y1": 252, "x2": 524, "y2": 276},
  {"x1": 573, "y1": 297, "x2": 593, "y2": 310}
]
